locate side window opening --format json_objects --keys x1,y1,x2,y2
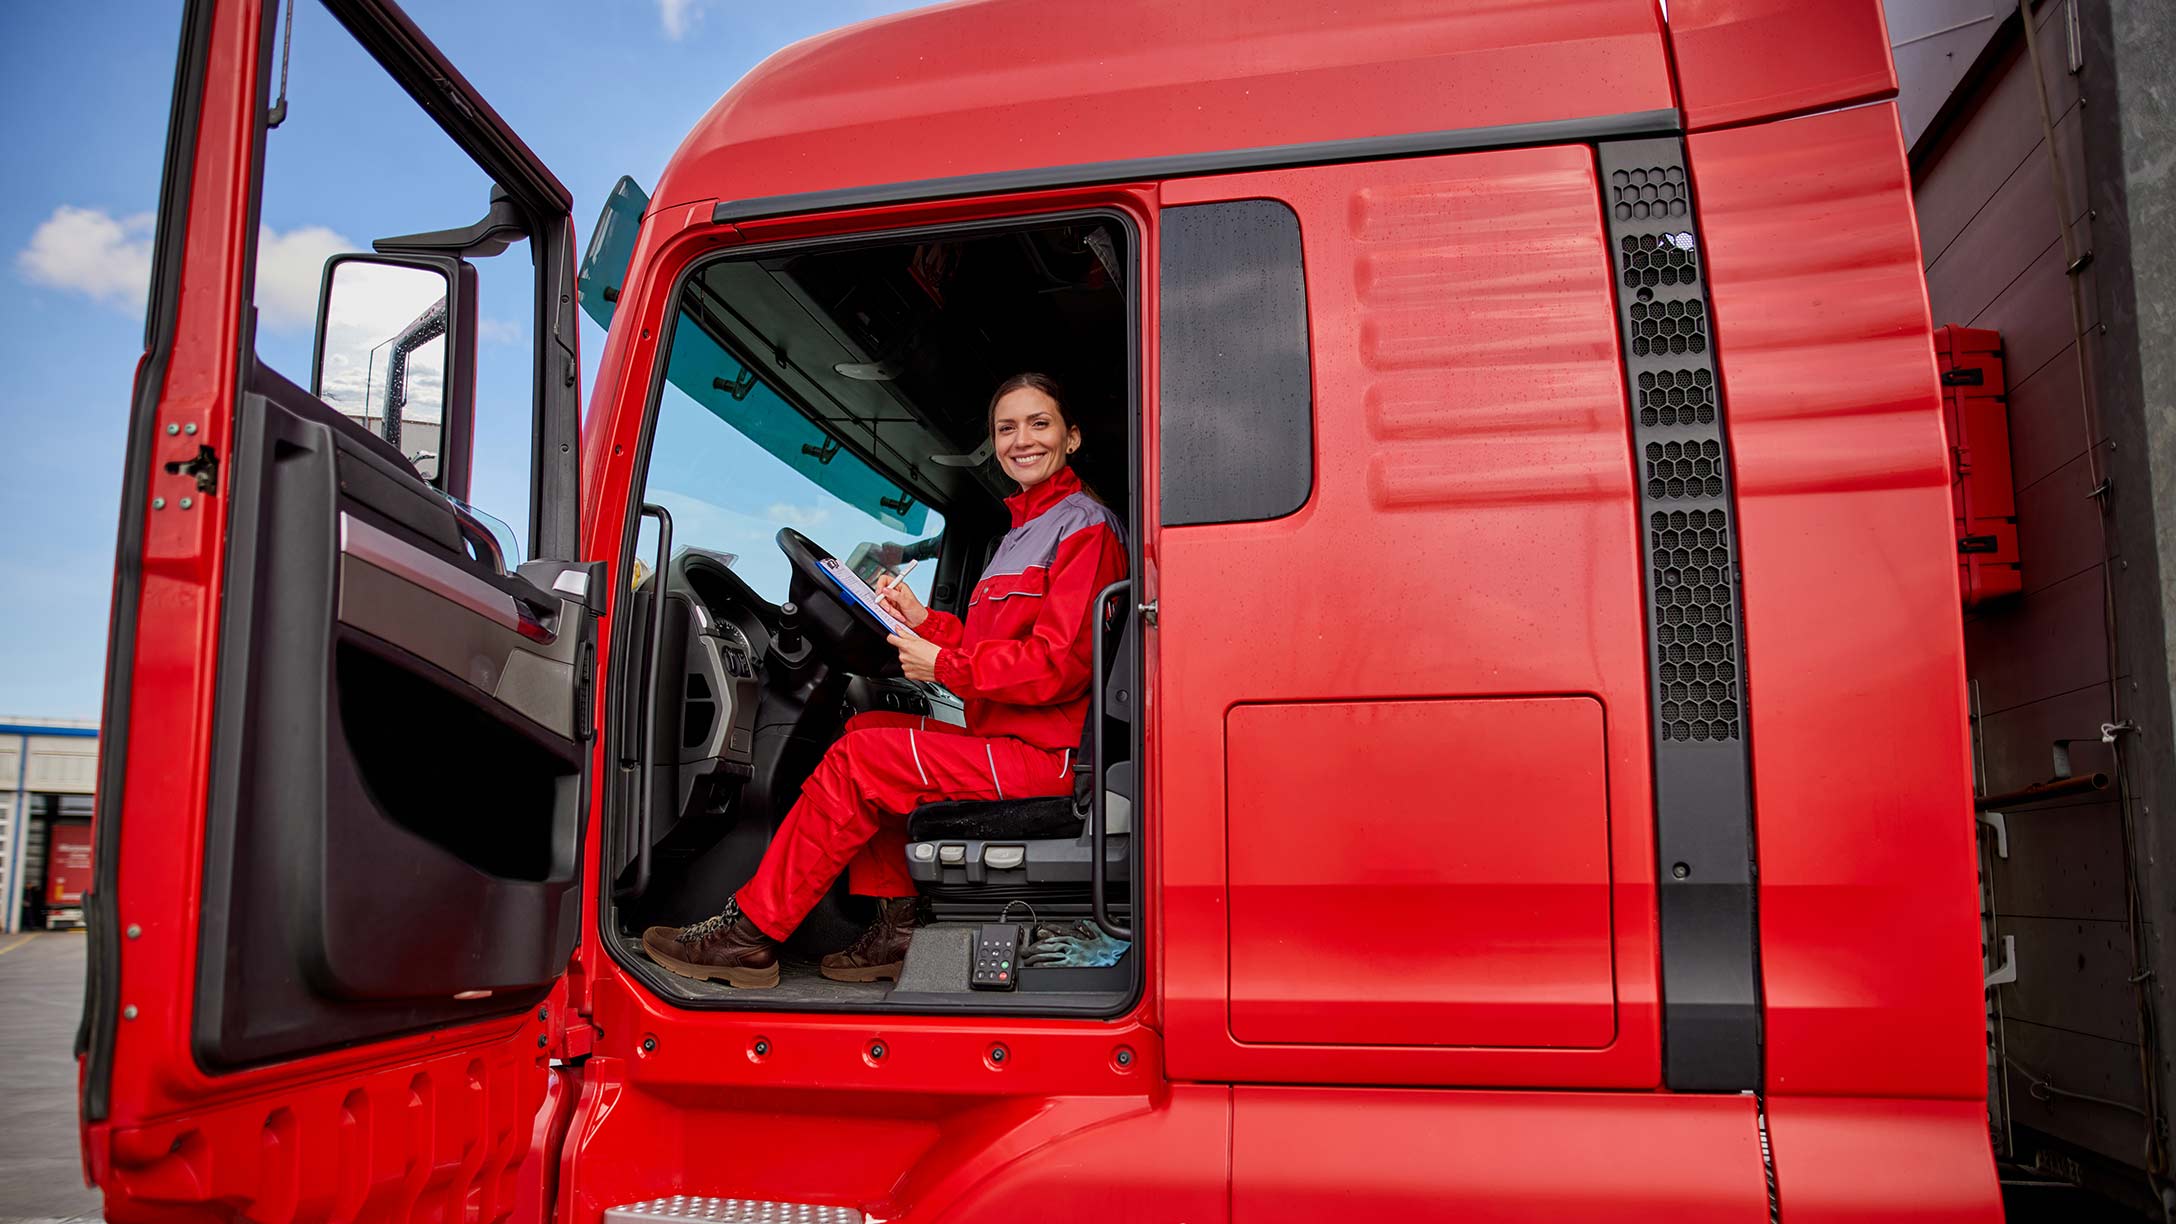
[
  {"x1": 609, "y1": 212, "x2": 1141, "y2": 1017},
  {"x1": 252, "y1": 1, "x2": 541, "y2": 557}
]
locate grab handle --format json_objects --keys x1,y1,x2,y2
[
  {"x1": 1090, "y1": 577, "x2": 1133, "y2": 941},
  {"x1": 616, "y1": 502, "x2": 672, "y2": 901}
]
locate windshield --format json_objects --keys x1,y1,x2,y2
[{"x1": 638, "y1": 347, "x2": 943, "y2": 606}]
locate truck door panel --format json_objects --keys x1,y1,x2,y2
[
  {"x1": 81, "y1": 0, "x2": 586, "y2": 1216},
  {"x1": 1156, "y1": 146, "x2": 1660, "y2": 1088}
]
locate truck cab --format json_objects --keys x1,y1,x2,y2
[{"x1": 81, "y1": 0, "x2": 2000, "y2": 1219}]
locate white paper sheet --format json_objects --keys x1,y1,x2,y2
[{"x1": 818, "y1": 557, "x2": 919, "y2": 638}]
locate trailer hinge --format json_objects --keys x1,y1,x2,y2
[
  {"x1": 1138, "y1": 600, "x2": 1158, "y2": 627},
  {"x1": 164, "y1": 444, "x2": 220, "y2": 494},
  {"x1": 1986, "y1": 934, "x2": 2019, "y2": 989}
]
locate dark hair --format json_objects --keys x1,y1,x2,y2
[{"x1": 985, "y1": 371, "x2": 1073, "y2": 435}]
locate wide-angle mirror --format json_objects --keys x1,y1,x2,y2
[{"x1": 312, "y1": 255, "x2": 454, "y2": 481}]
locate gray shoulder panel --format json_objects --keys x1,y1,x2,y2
[{"x1": 983, "y1": 492, "x2": 1122, "y2": 579}]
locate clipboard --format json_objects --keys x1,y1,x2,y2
[{"x1": 818, "y1": 557, "x2": 919, "y2": 638}]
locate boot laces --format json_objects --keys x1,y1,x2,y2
[
  {"x1": 844, "y1": 901, "x2": 912, "y2": 959},
  {"x1": 844, "y1": 916, "x2": 890, "y2": 959},
  {"x1": 677, "y1": 899, "x2": 741, "y2": 943}
]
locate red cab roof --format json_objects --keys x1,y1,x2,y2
[{"x1": 652, "y1": 0, "x2": 1676, "y2": 215}]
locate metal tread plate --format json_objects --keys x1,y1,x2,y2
[{"x1": 605, "y1": 1198, "x2": 865, "y2": 1224}]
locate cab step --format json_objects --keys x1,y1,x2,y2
[{"x1": 604, "y1": 1197, "x2": 865, "y2": 1224}]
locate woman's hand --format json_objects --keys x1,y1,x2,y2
[
  {"x1": 875, "y1": 575, "x2": 929, "y2": 628},
  {"x1": 888, "y1": 633, "x2": 943, "y2": 683}
]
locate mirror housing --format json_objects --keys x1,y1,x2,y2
[
  {"x1": 310, "y1": 252, "x2": 479, "y2": 499},
  {"x1": 578, "y1": 175, "x2": 649, "y2": 330}
]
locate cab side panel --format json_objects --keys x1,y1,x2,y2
[
  {"x1": 558, "y1": 980, "x2": 1226, "y2": 1224},
  {"x1": 1157, "y1": 145, "x2": 1662, "y2": 1089},
  {"x1": 1231, "y1": 1088, "x2": 1768, "y2": 1222},
  {"x1": 658, "y1": 0, "x2": 1673, "y2": 212},
  {"x1": 1690, "y1": 102, "x2": 1989, "y2": 1103},
  {"x1": 1665, "y1": 0, "x2": 1900, "y2": 132},
  {"x1": 1766, "y1": 1096, "x2": 2000, "y2": 1223}
]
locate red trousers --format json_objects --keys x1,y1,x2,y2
[{"x1": 736, "y1": 711, "x2": 1074, "y2": 939}]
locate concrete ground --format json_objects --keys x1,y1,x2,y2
[{"x1": 0, "y1": 931, "x2": 102, "y2": 1224}]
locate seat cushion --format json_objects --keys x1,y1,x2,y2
[{"x1": 907, "y1": 796, "x2": 1084, "y2": 842}]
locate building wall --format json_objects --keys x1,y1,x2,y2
[
  {"x1": 1908, "y1": 0, "x2": 2170, "y2": 1196},
  {"x1": 2081, "y1": 0, "x2": 2176, "y2": 1203},
  {"x1": 0, "y1": 722, "x2": 98, "y2": 934}
]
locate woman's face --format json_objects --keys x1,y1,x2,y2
[{"x1": 991, "y1": 387, "x2": 1079, "y2": 490}]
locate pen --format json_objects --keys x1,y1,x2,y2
[{"x1": 876, "y1": 558, "x2": 918, "y2": 595}]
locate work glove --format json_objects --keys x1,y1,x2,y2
[{"x1": 1023, "y1": 921, "x2": 1130, "y2": 968}]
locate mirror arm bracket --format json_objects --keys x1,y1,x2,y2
[{"x1": 376, "y1": 185, "x2": 528, "y2": 259}]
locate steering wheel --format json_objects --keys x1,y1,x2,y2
[{"x1": 775, "y1": 527, "x2": 901, "y2": 676}]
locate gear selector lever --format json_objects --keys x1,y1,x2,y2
[{"x1": 770, "y1": 600, "x2": 814, "y2": 677}]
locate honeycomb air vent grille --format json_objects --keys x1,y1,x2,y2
[
  {"x1": 1602, "y1": 136, "x2": 1760, "y2": 1093},
  {"x1": 1610, "y1": 165, "x2": 1689, "y2": 222},
  {"x1": 1620, "y1": 232, "x2": 1698, "y2": 288},
  {"x1": 1628, "y1": 298, "x2": 1707, "y2": 357},
  {"x1": 1649, "y1": 509, "x2": 1741, "y2": 741},
  {"x1": 1638, "y1": 368, "x2": 1716, "y2": 427},
  {"x1": 1645, "y1": 439, "x2": 1724, "y2": 501},
  {"x1": 1605, "y1": 140, "x2": 1744, "y2": 747}
]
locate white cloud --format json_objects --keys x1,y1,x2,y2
[
  {"x1": 18, "y1": 206, "x2": 154, "y2": 306},
  {"x1": 659, "y1": 0, "x2": 706, "y2": 38},
  {"x1": 479, "y1": 317, "x2": 523, "y2": 345},
  {"x1": 16, "y1": 205, "x2": 348, "y2": 332},
  {"x1": 252, "y1": 223, "x2": 352, "y2": 329},
  {"x1": 765, "y1": 502, "x2": 831, "y2": 530}
]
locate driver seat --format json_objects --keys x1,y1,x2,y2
[{"x1": 903, "y1": 611, "x2": 1134, "y2": 921}]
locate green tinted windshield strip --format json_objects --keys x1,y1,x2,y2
[{"x1": 662, "y1": 314, "x2": 929, "y2": 536}]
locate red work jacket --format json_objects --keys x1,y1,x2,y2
[{"x1": 917, "y1": 466, "x2": 1127, "y2": 754}]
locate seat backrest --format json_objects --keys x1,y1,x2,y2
[{"x1": 1071, "y1": 600, "x2": 1136, "y2": 807}]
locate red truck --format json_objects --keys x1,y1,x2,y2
[{"x1": 79, "y1": 0, "x2": 1999, "y2": 1219}]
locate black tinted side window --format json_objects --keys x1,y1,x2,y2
[{"x1": 1158, "y1": 199, "x2": 1312, "y2": 526}]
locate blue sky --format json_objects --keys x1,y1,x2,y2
[{"x1": 0, "y1": 0, "x2": 924, "y2": 719}]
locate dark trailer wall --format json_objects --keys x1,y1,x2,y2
[{"x1": 1892, "y1": 0, "x2": 2176, "y2": 1214}]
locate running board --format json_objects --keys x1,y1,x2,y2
[{"x1": 605, "y1": 1198, "x2": 864, "y2": 1224}]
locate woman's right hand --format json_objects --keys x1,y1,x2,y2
[{"x1": 875, "y1": 575, "x2": 929, "y2": 628}]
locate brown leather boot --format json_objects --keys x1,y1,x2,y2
[
  {"x1": 641, "y1": 898, "x2": 780, "y2": 989},
  {"x1": 820, "y1": 897, "x2": 923, "y2": 982}
]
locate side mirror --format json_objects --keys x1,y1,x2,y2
[
  {"x1": 577, "y1": 175, "x2": 649, "y2": 330},
  {"x1": 310, "y1": 252, "x2": 479, "y2": 497}
]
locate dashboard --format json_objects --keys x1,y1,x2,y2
[{"x1": 652, "y1": 548, "x2": 963, "y2": 844}]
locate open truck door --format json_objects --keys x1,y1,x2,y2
[{"x1": 79, "y1": 1, "x2": 592, "y2": 1217}]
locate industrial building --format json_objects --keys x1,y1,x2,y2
[{"x1": 0, "y1": 719, "x2": 98, "y2": 934}]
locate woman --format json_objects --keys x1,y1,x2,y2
[{"x1": 643, "y1": 372, "x2": 1127, "y2": 987}]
